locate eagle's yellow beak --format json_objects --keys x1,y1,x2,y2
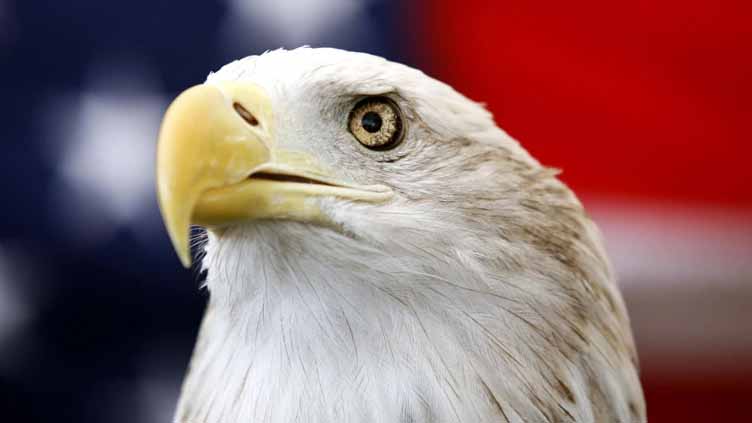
[{"x1": 156, "y1": 82, "x2": 392, "y2": 267}]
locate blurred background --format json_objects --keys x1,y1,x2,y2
[{"x1": 1, "y1": 0, "x2": 750, "y2": 421}]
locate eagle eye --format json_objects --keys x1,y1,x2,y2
[{"x1": 348, "y1": 97, "x2": 404, "y2": 150}]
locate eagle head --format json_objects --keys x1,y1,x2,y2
[{"x1": 156, "y1": 47, "x2": 645, "y2": 423}]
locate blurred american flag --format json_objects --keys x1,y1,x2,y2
[{"x1": 1, "y1": 1, "x2": 749, "y2": 422}]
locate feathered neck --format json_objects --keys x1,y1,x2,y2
[{"x1": 174, "y1": 219, "x2": 644, "y2": 423}]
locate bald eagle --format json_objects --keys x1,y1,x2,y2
[{"x1": 156, "y1": 47, "x2": 645, "y2": 423}]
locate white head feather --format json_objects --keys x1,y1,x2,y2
[{"x1": 176, "y1": 47, "x2": 645, "y2": 423}]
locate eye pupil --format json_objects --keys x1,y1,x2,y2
[
  {"x1": 348, "y1": 96, "x2": 404, "y2": 150},
  {"x1": 361, "y1": 111, "x2": 382, "y2": 133}
]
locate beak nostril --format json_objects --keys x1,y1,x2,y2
[{"x1": 233, "y1": 102, "x2": 259, "y2": 126}]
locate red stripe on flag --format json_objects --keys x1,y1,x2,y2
[{"x1": 420, "y1": 1, "x2": 752, "y2": 207}]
